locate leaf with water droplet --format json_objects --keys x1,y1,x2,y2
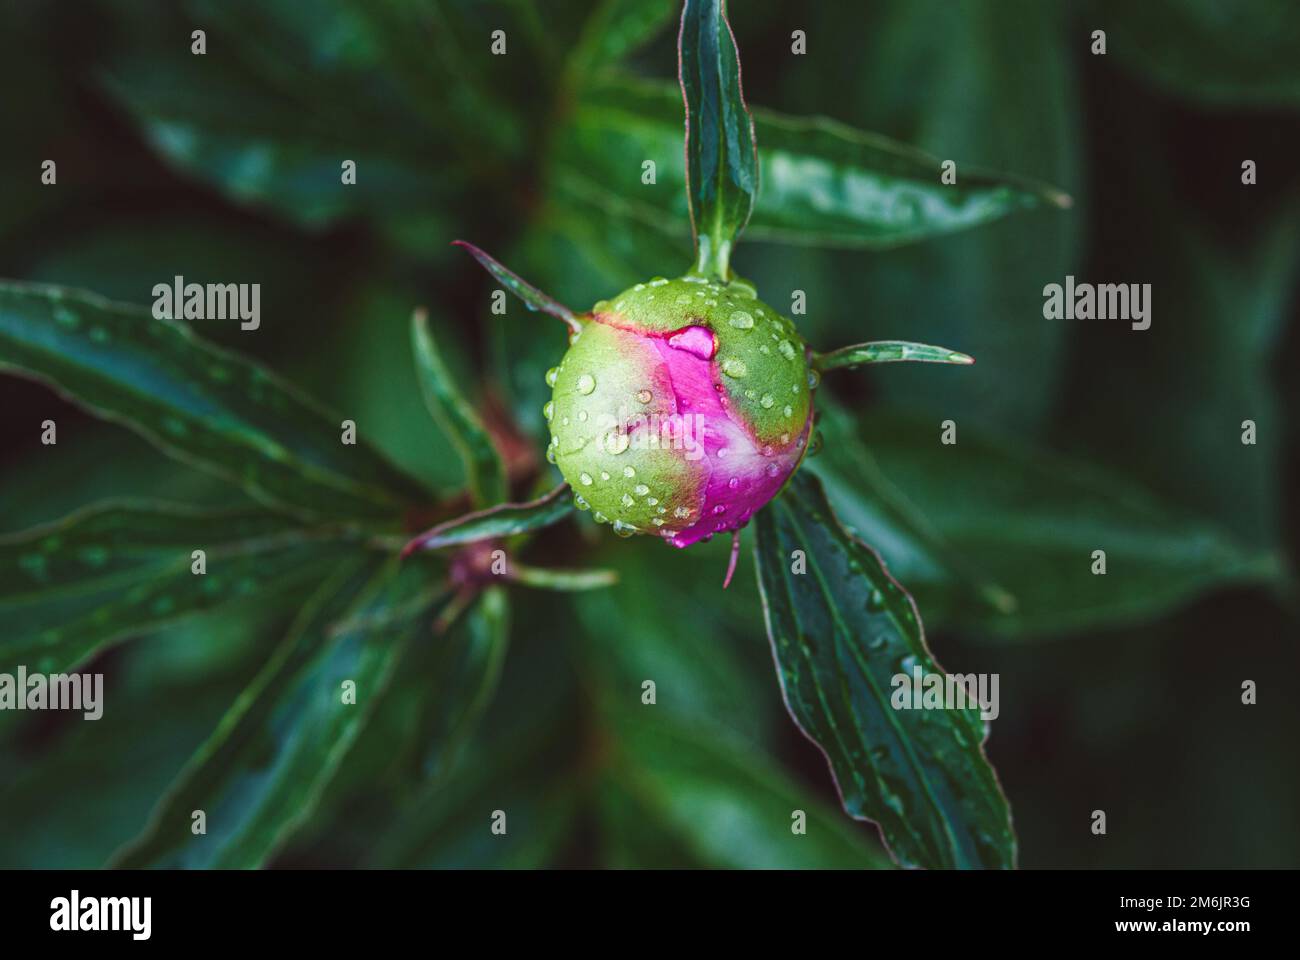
[{"x1": 753, "y1": 471, "x2": 1015, "y2": 869}]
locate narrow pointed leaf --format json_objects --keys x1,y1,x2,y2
[
  {"x1": 111, "y1": 558, "x2": 444, "y2": 869},
  {"x1": 554, "y1": 78, "x2": 1070, "y2": 249},
  {"x1": 402, "y1": 483, "x2": 574, "y2": 554},
  {"x1": 0, "y1": 282, "x2": 426, "y2": 520},
  {"x1": 754, "y1": 470, "x2": 1015, "y2": 869},
  {"x1": 411, "y1": 308, "x2": 507, "y2": 507},
  {"x1": 678, "y1": 0, "x2": 757, "y2": 278},
  {"x1": 409, "y1": 585, "x2": 512, "y2": 780},
  {"x1": 570, "y1": 0, "x2": 679, "y2": 79},
  {"x1": 816, "y1": 340, "x2": 974, "y2": 370},
  {"x1": 0, "y1": 500, "x2": 350, "y2": 674},
  {"x1": 452, "y1": 240, "x2": 578, "y2": 332},
  {"x1": 510, "y1": 563, "x2": 618, "y2": 591}
]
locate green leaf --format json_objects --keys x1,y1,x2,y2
[
  {"x1": 678, "y1": 0, "x2": 758, "y2": 278},
  {"x1": 403, "y1": 483, "x2": 575, "y2": 554},
  {"x1": 604, "y1": 712, "x2": 892, "y2": 869},
  {"x1": 554, "y1": 78, "x2": 1068, "y2": 252},
  {"x1": 452, "y1": 241, "x2": 579, "y2": 332},
  {"x1": 510, "y1": 563, "x2": 618, "y2": 591},
  {"x1": 96, "y1": 0, "x2": 495, "y2": 253},
  {"x1": 411, "y1": 308, "x2": 507, "y2": 507},
  {"x1": 807, "y1": 397, "x2": 1016, "y2": 622},
  {"x1": 569, "y1": 0, "x2": 680, "y2": 79},
  {"x1": 817, "y1": 340, "x2": 975, "y2": 370},
  {"x1": 110, "y1": 557, "x2": 441, "y2": 868},
  {"x1": 827, "y1": 410, "x2": 1282, "y2": 636},
  {"x1": 754, "y1": 470, "x2": 1015, "y2": 869},
  {"x1": 834, "y1": 0, "x2": 1080, "y2": 434},
  {"x1": 365, "y1": 600, "x2": 583, "y2": 867},
  {"x1": 0, "y1": 500, "x2": 349, "y2": 674},
  {"x1": 1094, "y1": 0, "x2": 1300, "y2": 107},
  {"x1": 0, "y1": 282, "x2": 426, "y2": 520}
]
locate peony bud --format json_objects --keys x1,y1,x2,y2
[{"x1": 546, "y1": 276, "x2": 813, "y2": 549}]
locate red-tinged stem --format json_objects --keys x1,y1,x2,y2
[{"x1": 723, "y1": 528, "x2": 742, "y2": 589}]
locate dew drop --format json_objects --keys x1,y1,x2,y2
[
  {"x1": 635, "y1": 389, "x2": 653, "y2": 404},
  {"x1": 576, "y1": 373, "x2": 596, "y2": 395},
  {"x1": 673, "y1": 506, "x2": 691, "y2": 519},
  {"x1": 545, "y1": 446, "x2": 558, "y2": 464},
  {"x1": 593, "y1": 511, "x2": 609, "y2": 524},
  {"x1": 633, "y1": 483, "x2": 650, "y2": 497},
  {"x1": 623, "y1": 466, "x2": 636, "y2": 478},
  {"x1": 728, "y1": 311, "x2": 754, "y2": 330},
  {"x1": 605, "y1": 430, "x2": 630, "y2": 455},
  {"x1": 766, "y1": 463, "x2": 781, "y2": 478},
  {"x1": 545, "y1": 367, "x2": 559, "y2": 387},
  {"x1": 759, "y1": 393, "x2": 775, "y2": 409},
  {"x1": 778, "y1": 340, "x2": 796, "y2": 361},
  {"x1": 600, "y1": 471, "x2": 611, "y2": 481},
  {"x1": 807, "y1": 369, "x2": 821, "y2": 390},
  {"x1": 712, "y1": 504, "x2": 727, "y2": 515},
  {"x1": 578, "y1": 410, "x2": 589, "y2": 422},
  {"x1": 612, "y1": 520, "x2": 637, "y2": 538},
  {"x1": 728, "y1": 477, "x2": 740, "y2": 490},
  {"x1": 579, "y1": 472, "x2": 593, "y2": 486},
  {"x1": 573, "y1": 493, "x2": 590, "y2": 511},
  {"x1": 621, "y1": 493, "x2": 635, "y2": 508},
  {"x1": 783, "y1": 404, "x2": 793, "y2": 417},
  {"x1": 543, "y1": 400, "x2": 554, "y2": 421},
  {"x1": 647, "y1": 497, "x2": 659, "y2": 507},
  {"x1": 722, "y1": 357, "x2": 747, "y2": 378}
]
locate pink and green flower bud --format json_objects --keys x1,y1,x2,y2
[{"x1": 546, "y1": 276, "x2": 814, "y2": 548}]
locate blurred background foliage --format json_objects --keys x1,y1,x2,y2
[{"x1": 1, "y1": 0, "x2": 1299, "y2": 868}]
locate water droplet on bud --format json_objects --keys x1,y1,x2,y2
[
  {"x1": 576, "y1": 373, "x2": 596, "y2": 395},
  {"x1": 722, "y1": 357, "x2": 748, "y2": 378},
  {"x1": 543, "y1": 400, "x2": 554, "y2": 421},
  {"x1": 545, "y1": 367, "x2": 559, "y2": 387},
  {"x1": 604, "y1": 430, "x2": 630, "y2": 455},
  {"x1": 728, "y1": 311, "x2": 754, "y2": 330}
]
